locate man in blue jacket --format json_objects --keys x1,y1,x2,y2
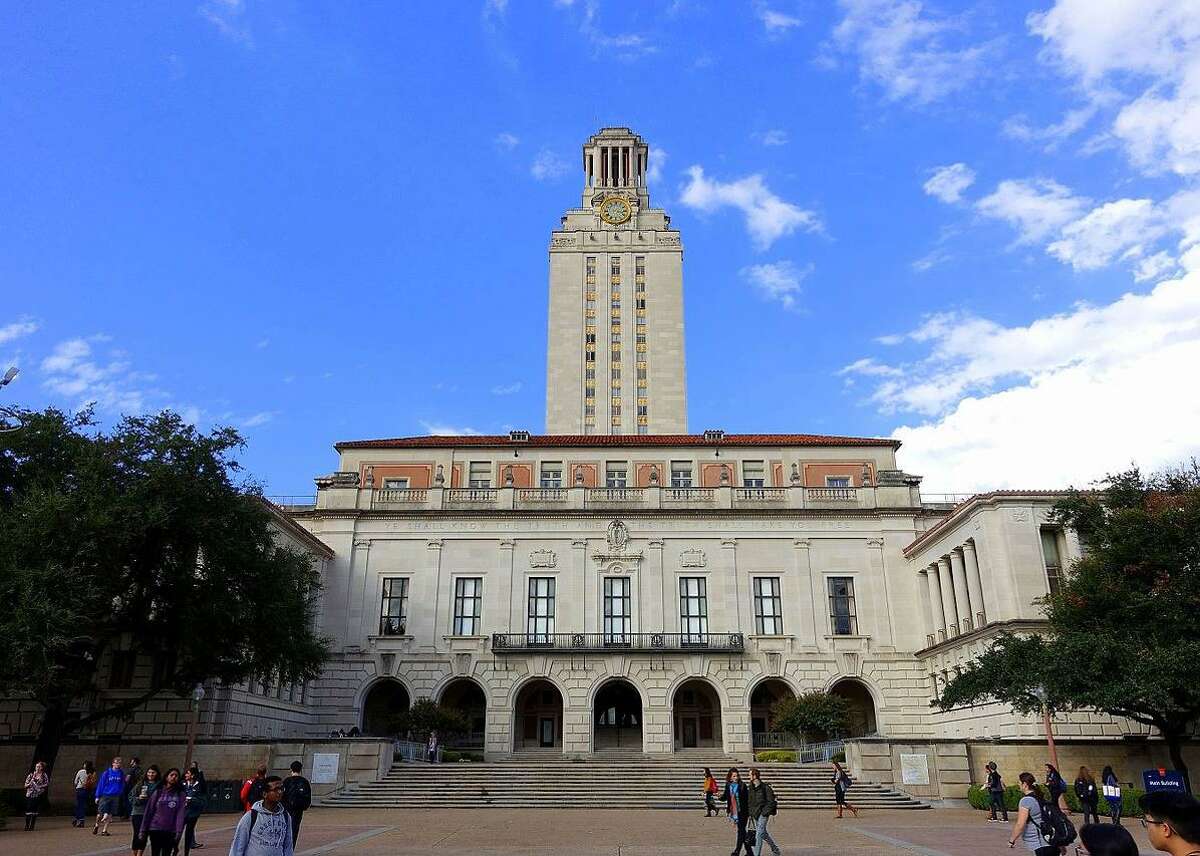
[{"x1": 93, "y1": 756, "x2": 126, "y2": 837}]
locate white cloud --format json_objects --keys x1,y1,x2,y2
[
  {"x1": 756, "y1": 129, "x2": 790, "y2": 147},
  {"x1": 531, "y1": 149, "x2": 570, "y2": 181},
  {"x1": 1134, "y1": 251, "x2": 1179, "y2": 283},
  {"x1": 679, "y1": 165, "x2": 822, "y2": 250},
  {"x1": 975, "y1": 179, "x2": 1088, "y2": 244},
  {"x1": 838, "y1": 357, "x2": 902, "y2": 377},
  {"x1": 198, "y1": 0, "x2": 251, "y2": 45},
  {"x1": 846, "y1": 270, "x2": 1200, "y2": 492},
  {"x1": 0, "y1": 318, "x2": 38, "y2": 345},
  {"x1": 829, "y1": 0, "x2": 992, "y2": 105},
  {"x1": 758, "y1": 8, "x2": 802, "y2": 33},
  {"x1": 911, "y1": 248, "x2": 952, "y2": 272},
  {"x1": 419, "y1": 420, "x2": 483, "y2": 436},
  {"x1": 494, "y1": 132, "x2": 520, "y2": 150},
  {"x1": 490, "y1": 381, "x2": 522, "y2": 396},
  {"x1": 238, "y1": 410, "x2": 278, "y2": 428},
  {"x1": 739, "y1": 261, "x2": 812, "y2": 310},
  {"x1": 646, "y1": 147, "x2": 667, "y2": 184},
  {"x1": 40, "y1": 338, "x2": 157, "y2": 414},
  {"x1": 923, "y1": 163, "x2": 976, "y2": 204},
  {"x1": 1001, "y1": 105, "x2": 1099, "y2": 149},
  {"x1": 1046, "y1": 198, "x2": 1166, "y2": 271}
]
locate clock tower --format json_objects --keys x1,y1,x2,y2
[{"x1": 545, "y1": 127, "x2": 687, "y2": 435}]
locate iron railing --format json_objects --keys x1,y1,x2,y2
[
  {"x1": 491, "y1": 631, "x2": 745, "y2": 653},
  {"x1": 797, "y1": 740, "x2": 845, "y2": 764},
  {"x1": 393, "y1": 739, "x2": 443, "y2": 763}
]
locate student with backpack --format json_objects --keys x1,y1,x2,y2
[
  {"x1": 1075, "y1": 766, "x2": 1101, "y2": 825},
  {"x1": 1046, "y1": 764, "x2": 1071, "y2": 815},
  {"x1": 228, "y1": 776, "x2": 293, "y2": 856},
  {"x1": 1010, "y1": 771, "x2": 1076, "y2": 856},
  {"x1": 1101, "y1": 766, "x2": 1123, "y2": 825},
  {"x1": 281, "y1": 761, "x2": 312, "y2": 847},
  {"x1": 831, "y1": 760, "x2": 860, "y2": 819},
  {"x1": 986, "y1": 762, "x2": 1009, "y2": 822},
  {"x1": 747, "y1": 767, "x2": 781, "y2": 856},
  {"x1": 240, "y1": 767, "x2": 267, "y2": 813},
  {"x1": 74, "y1": 760, "x2": 96, "y2": 827},
  {"x1": 703, "y1": 767, "x2": 719, "y2": 817}
]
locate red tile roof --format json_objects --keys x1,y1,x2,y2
[
  {"x1": 334, "y1": 432, "x2": 902, "y2": 451},
  {"x1": 903, "y1": 489, "x2": 1075, "y2": 556}
]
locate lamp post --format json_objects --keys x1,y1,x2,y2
[
  {"x1": 1032, "y1": 684, "x2": 1059, "y2": 770},
  {"x1": 183, "y1": 684, "x2": 205, "y2": 771}
]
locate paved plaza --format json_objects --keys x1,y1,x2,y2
[{"x1": 0, "y1": 807, "x2": 1160, "y2": 856}]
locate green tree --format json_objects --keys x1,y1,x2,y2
[
  {"x1": 770, "y1": 691, "x2": 850, "y2": 742},
  {"x1": 0, "y1": 408, "x2": 331, "y2": 772},
  {"x1": 391, "y1": 698, "x2": 470, "y2": 739},
  {"x1": 937, "y1": 463, "x2": 1200, "y2": 790}
]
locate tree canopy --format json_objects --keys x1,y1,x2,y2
[
  {"x1": 936, "y1": 463, "x2": 1200, "y2": 789},
  {"x1": 770, "y1": 691, "x2": 851, "y2": 742},
  {"x1": 0, "y1": 408, "x2": 331, "y2": 770}
]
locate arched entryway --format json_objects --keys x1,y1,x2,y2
[
  {"x1": 514, "y1": 679, "x2": 563, "y2": 752},
  {"x1": 750, "y1": 678, "x2": 796, "y2": 749},
  {"x1": 593, "y1": 679, "x2": 643, "y2": 751},
  {"x1": 361, "y1": 679, "x2": 410, "y2": 736},
  {"x1": 439, "y1": 678, "x2": 487, "y2": 750},
  {"x1": 829, "y1": 678, "x2": 878, "y2": 737},
  {"x1": 672, "y1": 679, "x2": 722, "y2": 751}
]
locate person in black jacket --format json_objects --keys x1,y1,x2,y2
[
  {"x1": 986, "y1": 762, "x2": 1009, "y2": 822},
  {"x1": 747, "y1": 768, "x2": 781, "y2": 856},
  {"x1": 281, "y1": 761, "x2": 312, "y2": 847},
  {"x1": 1045, "y1": 764, "x2": 1070, "y2": 815},
  {"x1": 1075, "y1": 766, "x2": 1101, "y2": 824},
  {"x1": 719, "y1": 768, "x2": 755, "y2": 856}
]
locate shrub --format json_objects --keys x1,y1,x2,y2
[
  {"x1": 770, "y1": 692, "x2": 851, "y2": 742},
  {"x1": 441, "y1": 750, "x2": 460, "y2": 763},
  {"x1": 755, "y1": 750, "x2": 797, "y2": 763},
  {"x1": 390, "y1": 698, "x2": 470, "y2": 739},
  {"x1": 833, "y1": 751, "x2": 846, "y2": 763},
  {"x1": 966, "y1": 784, "x2": 1145, "y2": 818}
]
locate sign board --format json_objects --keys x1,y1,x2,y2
[
  {"x1": 311, "y1": 752, "x2": 340, "y2": 785},
  {"x1": 900, "y1": 753, "x2": 930, "y2": 786},
  {"x1": 1143, "y1": 769, "x2": 1187, "y2": 793}
]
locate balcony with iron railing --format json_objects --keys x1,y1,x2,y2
[{"x1": 491, "y1": 631, "x2": 745, "y2": 654}]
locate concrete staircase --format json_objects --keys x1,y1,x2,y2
[{"x1": 320, "y1": 758, "x2": 929, "y2": 810}]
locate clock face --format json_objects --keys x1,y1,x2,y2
[{"x1": 600, "y1": 197, "x2": 631, "y2": 225}]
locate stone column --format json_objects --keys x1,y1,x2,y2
[
  {"x1": 499, "y1": 539, "x2": 517, "y2": 634},
  {"x1": 722, "y1": 538, "x2": 741, "y2": 629},
  {"x1": 925, "y1": 565, "x2": 948, "y2": 641},
  {"x1": 866, "y1": 538, "x2": 894, "y2": 647},
  {"x1": 962, "y1": 540, "x2": 987, "y2": 627},
  {"x1": 949, "y1": 549, "x2": 973, "y2": 633},
  {"x1": 648, "y1": 539, "x2": 665, "y2": 641},
  {"x1": 918, "y1": 570, "x2": 936, "y2": 646},
  {"x1": 792, "y1": 539, "x2": 817, "y2": 646},
  {"x1": 573, "y1": 539, "x2": 590, "y2": 634},
  {"x1": 347, "y1": 539, "x2": 371, "y2": 648},
  {"x1": 936, "y1": 557, "x2": 958, "y2": 637}
]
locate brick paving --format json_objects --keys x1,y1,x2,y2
[{"x1": 0, "y1": 807, "x2": 1160, "y2": 856}]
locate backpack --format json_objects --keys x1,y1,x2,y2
[
  {"x1": 247, "y1": 777, "x2": 267, "y2": 806},
  {"x1": 247, "y1": 807, "x2": 292, "y2": 838},
  {"x1": 1033, "y1": 798, "x2": 1077, "y2": 847},
  {"x1": 284, "y1": 777, "x2": 312, "y2": 812},
  {"x1": 85, "y1": 771, "x2": 98, "y2": 790},
  {"x1": 765, "y1": 783, "x2": 778, "y2": 816}
]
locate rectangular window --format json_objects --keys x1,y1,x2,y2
[
  {"x1": 603, "y1": 577, "x2": 632, "y2": 643},
  {"x1": 753, "y1": 577, "x2": 784, "y2": 635},
  {"x1": 827, "y1": 577, "x2": 858, "y2": 635},
  {"x1": 379, "y1": 577, "x2": 409, "y2": 635},
  {"x1": 743, "y1": 460, "x2": 766, "y2": 488},
  {"x1": 670, "y1": 461, "x2": 693, "y2": 487},
  {"x1": 453, "y1": 577, "x2": 483, "y2": 635},
  {"x1": 825, "y1": 475, "x2": 852, "y2": 488},
  {"x1": 635, "y1": 256, "x2": 645, "y2": 275},
  {"x1": 381, "y1": 477, "x2": 409, "y2": 490},
  {"x1": 540, "y1": 462, "x2": 563, "y2": 488},
  {"x1": 1041, "y1": 528, "x2": 1064, "y2": 596},
  {"x1": 109, "y1": 651, "x2": 136, "y2": 689},
  {"x1": 527, "y1": 577, "x2": 555, "y2": 642},
  {"x1": 679, "y1": 577, "x2": 708, "y2": 643},
  {"x1": 467, "y1": 461, "x2": 491, "y2": 488},
  {"x1": 606, "y1": 461, "x2": 628, "y2": 487}
]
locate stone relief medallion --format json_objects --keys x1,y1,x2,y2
[
  {"x1": 679, "y1": 548, "x2": 707, "y2": 568},
  {"x1": 607, "y1": 520, "x2": 630, "y2": 551},
  {"x1": 529, "y1": 549, "x2": 557, "y2": 568}
]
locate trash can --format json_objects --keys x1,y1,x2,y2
[{"x1": 205, "y1": 780, "x2": 243, "y2": 814}]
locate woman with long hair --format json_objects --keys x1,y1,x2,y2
[
  {"x1": 1075, "y1": 766, "x2": 1101, "y2": 825},
  {"x1": 1077, "y1": 823, "x2": 1138, "y2": 856},
  {"x1": 831, "y1": 760, "x2": 859, "y2": 819},
  {"x1": 74, "y1": 760, "x2": 96, "y2": 828},
  {"x1": 1100, "y1": 766, "x2": 1122, "y2": 825},
  {"x1": 23, "y1": 760, "x2": 50, "y2": 831},
  {"x1": 138, "y1": 768, "x2": 187, "y2": 856},
  {"x1": 1045, "y1": 764, "x2": 1070, "y2": 815},
  {"x1": 703, "y1": 767, "x2": 719, "y2": 817},
  {"x1": 1009, "y1": 772, "x2": 1056, "y2": 856},
  {"x1": 129, "y1": 765, "x2": 160, "y2": 856},
  {"x1": 719, "y1": 767, "x2": 755, "y2": 856}
]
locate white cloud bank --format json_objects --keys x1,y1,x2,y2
[
  {"x1": 740, "y1": 261, "x2": 812, "y2": 310},
  {"x1": 531, "y1": 149, "x2": 569, "y2": 181},
  {"x1": 923, "y1": 163, "x2": 976, "y2": 204},
  {"x1": 679, "y1": 166, "x2": 821, "y2": 250}
]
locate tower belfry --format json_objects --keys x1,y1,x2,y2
[{"x1": 545, "y1": 127, "x2": 687, "y2": 435}]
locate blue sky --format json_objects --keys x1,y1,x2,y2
[{"x1": 3, "y1": 0, "x2": 1199, "y2": 496}]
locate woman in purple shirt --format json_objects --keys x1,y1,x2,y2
[{"x1": 138, "y1": 768, "x2": 188, "y2": 856}]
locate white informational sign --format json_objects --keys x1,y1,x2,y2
[
  {"x1": 900, "y1": 753, "x2": 930, "y2": 786},
  {"x1": 311, "y1": 752, "x2": 340, "y2": 784}
]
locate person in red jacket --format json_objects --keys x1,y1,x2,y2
[{"x1": 239, "y1": 767, "x2": 267, "y2": 812}]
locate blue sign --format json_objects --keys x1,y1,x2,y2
[{"x1": 1143, "y1": 770, "x2": 1187, "y2": 793}]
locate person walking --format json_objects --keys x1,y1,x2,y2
[
  {"x1": 23, "y1": 760, "x2": 50, "y2": 831},
  {"x1": 1138, "y1": 791, "x2": 1200, "y2": 856},
  {"x1": 1075, "y1": 767, "x2": 1101, "y2": 825},
  {"x1": 182, "y1": 765, "x2": 208, "y2": 854},
  {"x1": 122, "y1": 757, "x2": 143, "y2": 820},
  {"x1": 240, "y1": 767, "x2": 267, "y2": 813},
  {"x1": 747, "y1": 767, "x2": 782, "y2": 856},
  {"x1": 74, "y1": 760, "x2": 96, "y2": 827},
  {"x1": 1101, "y1": 766, "x2": 1123, "y2": 825},
  {"x1": 1077, "y1": 823, "x2": 1139, "y2": 856},
  {"x1": 703, "y1": 767, "x2": 719, "y2": 817},
  {"x1": 281, "y1": 761, "x2": 312, "y2": 848},
  {"x1": 719, "y1": 768, "x2": 755, "y2": 856},
  {"x1": 1009, "y1": 772, "x2": 1058, "y2": 856},
  {"x1": 986, "y1": 761, "x2": 1009, "y2": 822},
  {"x1": 138, "y1": 768, "x2": 187, "y2": 856},
  {"x1": 129, "y1": 765, "x2": 161, "y2": 856},
  {"x1": 831, "y1": 760, "x2": 859, "y2": 819},
  {"x1": 228, "y1": 775, "x2": 294, "y2": 856},
  {"x1": 95, "y1": 756, "x2": 127, "y2": 836},
  {"x1": 427, "y1": 730, "x2": 439, "y2": 763},
  {"x1": 1046, "y1": 764, "x2": 1070, "y2": 815}
]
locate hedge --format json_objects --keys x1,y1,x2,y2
[
  {"x1": 755, "y1": 750, "x2": 797, "y2": 763},
  {"x1": 966, "y1": 784, "x2": 1145, "y2": 818}
]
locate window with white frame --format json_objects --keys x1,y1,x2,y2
[
  {"x1": 679, "y1": 577, "x2": 708, "y2": 643},
  {"x1": 453, "y1": 577, "x2": 483, "y2": 635},
  {"x1": 379, "y1": 577, "x2": 409, "y2": 635},
  {"x1": 742, "y1": 460, "x2": 765, "y2": 488},
  {"x1": 670, "y1": 460, "x2": 693, "y2": 488},
  {"x1": 827, "y1": 577, "x2": 858, "y2": 635},
  {"x1": 381, "y1": 477, "x2": 410, "y2": 490},
  {"x1": 753, "y1": 577, "x2": 783, "y2": 635},
  {"x1": 603, "y1": 577, "x2": 631, "y2": 643},
  {"x1": 467, "y1": 462, "x2": 491, "y2": 488},
  {"x1": 540, "y1": 462, "x2": 563, "y2": 488},
  {"x1": 527, "y1": 577, "x2": 555, "y2": 642},
  {"x1": 825, "y1": 475, "x2": 852, "y2": 488},
  {"x1": 1040, "y1": 527, "x2": 1064, "y2": 596},
  {"x1": 605, "y1": 461, "x2": 628, "y2": 488}
]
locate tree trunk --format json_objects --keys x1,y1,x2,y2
[
  {"x1": 1164, "y1": 730, "x2": 1191, "y2": 794},
  {"x1": 31, "y1": 700, "x2": 69, "y2": 775}
]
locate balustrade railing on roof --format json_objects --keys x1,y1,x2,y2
[
  {"x1": 807, "y1": 487, "x2": 857, "y2": 502},
  {"x1": 445, "y1": 488, "x2": 498, "y2": 504},
  {"x1": 663, "y1": 487, "x2": 714, "y2": 502},
  {"x1": 734, "y1": 487, "x2": 787, "y2": 502},
  {"x1": 588, "y1": 487, "x2": 644, "y2": 503}
]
